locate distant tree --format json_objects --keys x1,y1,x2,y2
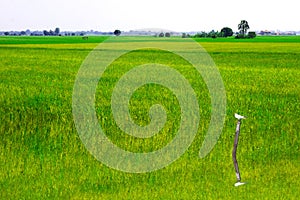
[
  {"x1": 26, "y1": 29, "x2": 31, "y2": 35},
  {"x1": 43, "y1": 30, "x2": 49, "y2": 36},
  {"x1": 238, "y1": 20, "x2": 250, "y2": 35},
  {"x1": 114, "y1": 29, "x2": 121, "y2": 36},
  {"x1": 248, "y1": 31, "x2": 256, "y2": 38},
  {"x1": 54, "y1": 27, "x2": 60, "y2": 35},
  {"x1": 165, "y1": 32, "x2": 171, "y2": 37},
  {"x1": 159, "y1": 32, "x2": 164, "y2": 37},
  {"x1": 220, "y1": 27, "x2": 233, "y2": 37},
  {"x1": 208, "y1": 30, "x2": 217, "y2": 38},
  {"x1": 4, "y1": 32, "x2": 9, "y2": 36},
  {"x1": 20, "y1": 31, "x2": 26, "y2": 36},
  {"x1": 49, "y1": 30, "x2": 55, "y2": 36},
  {"x1": 195, "y1": 31, "x2": 208, "y2": 38}
]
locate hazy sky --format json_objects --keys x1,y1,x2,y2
[{"x1": 1, "y1": 0, "x2": 299, "y2": 32}]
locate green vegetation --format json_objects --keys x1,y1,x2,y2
[{"x1": 0, "y1": 36, "x2": 299, "y2": 199}]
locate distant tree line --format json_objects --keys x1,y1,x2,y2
[
  {"x1": 193, "y1": 20, "x2": 256, "y2": 39},
  {"x1": 2, "y1": 28, "x2": 116, "y2": 36},
  {"x1": 193, "y1": 28, "x2": 233, "y2": 38},
  {"x1": 1, "y1": 21, "x2": 257, "y2": 39}
]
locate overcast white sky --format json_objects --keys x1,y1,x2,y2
[{"x1": 0, "y1": 0, "x2": 299, "y2": 32}]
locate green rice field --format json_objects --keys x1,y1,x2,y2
[{"x1": 0, "y1": 36, "x2": 299, "y2": 199}]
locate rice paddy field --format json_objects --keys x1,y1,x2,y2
[{"x1": 0, "y1": 36, "x2": 299, "y2": 199}]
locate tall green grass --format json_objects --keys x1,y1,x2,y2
[{"x1": 0, "y1": 36, "x2": 299, "y2": 199}]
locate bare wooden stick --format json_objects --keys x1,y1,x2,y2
[
  {"x1": 232, "y1": 119, "x2": 242, "y2": 182},
  {"x1": 232, "y1": 113, "x2": 246, "y2": 186}
]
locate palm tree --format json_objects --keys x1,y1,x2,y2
[{"x1": 238, "y1": 20, "x2": 250, "y2": 35}]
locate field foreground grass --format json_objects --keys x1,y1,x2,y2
[{"x1": 0, "y1": 36, "x2": 299, "y2": 199}]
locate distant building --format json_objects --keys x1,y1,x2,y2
[
  {"x1": 257, "y1": 30, "x2": 297, "y2": 36},
  {"x1": 258, "y1": 30, "x2": 275, "y2": 36},
  {"x1": 30, "y1": 31, "x2": 44, "y2": 36}
]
